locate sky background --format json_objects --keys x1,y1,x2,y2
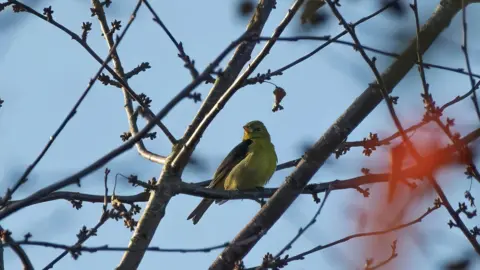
[{"x1": 1, "y1": 0, "x2": 480, "y2": 269}]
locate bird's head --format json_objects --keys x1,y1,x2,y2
[{"x1": 242, "y1": 120, "x2": 271, "y2": 141}]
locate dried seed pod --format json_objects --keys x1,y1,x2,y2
[{"x1": 272, "y1": 87, "x2": 286, "y2": 112}]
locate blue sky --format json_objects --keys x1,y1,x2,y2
[{"x1": 1, "y1": 0, "x2": 480, "y2": 269}]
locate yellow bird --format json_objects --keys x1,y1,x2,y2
[{"x1": 187, "y1": 120, "x2": 278, "y2": 225}]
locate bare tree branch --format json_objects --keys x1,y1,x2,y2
[
  {"x1": 364, "y1": 240, "x2": 398, "y2": 270},
  {"x1": 142, "y1": 0, "x2": 215, "y2": 83},
  {"x1": 274, "y1": 188, "x2": 332, "y2": 259},
  {"x1": 460, "y1": 0, "x2": 480, "y2": 121}
]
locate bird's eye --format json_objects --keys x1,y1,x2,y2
[{"x1": 254, "y1": 127, "x2": 261, "y2": 132}]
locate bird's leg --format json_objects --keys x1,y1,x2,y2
[
  {"x1": 255, "y1": 186, "x2": 266, "y2": 206},
  {"x1": 234, "y1": 188, "x2": 244, "y2": 202}
]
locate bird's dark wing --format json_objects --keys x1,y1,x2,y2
[{"x1": 208, "y1": 139, "x2": 252, "y2": 188}]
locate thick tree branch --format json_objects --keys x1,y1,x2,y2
[
  {"x1": 142, "y1": 0, "x2": 215, "y2": 83},
  {"x1": 208, "y1": 1, "x2": 466, "y2": 269},
  {"x1": 460, "y1": 0, "x2": 480, "y2": 121}
]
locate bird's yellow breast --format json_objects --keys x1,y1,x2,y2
[{"x1": 223, "y1": 139, "x2": 277, "y2": 190}]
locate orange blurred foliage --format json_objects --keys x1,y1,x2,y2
[{"x1": 350, "y1": 127, "x2": 474, "y2": 269}]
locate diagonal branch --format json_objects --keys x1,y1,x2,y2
[
  {"x1": 460, "y1": 0, "x2": 480, "y2": 121},
  {"x1": 208, "y1": 1, "x2": 467, "y2": 269},
  {"x1": 142, "y1": 0, "x2": 215, "y2": 83}
]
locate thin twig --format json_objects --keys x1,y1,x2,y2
[
  {"x1": 142, "y1": 0, "x2": 215, "y2": 83},
  {"x1": 364, "y1": 240, "x2": 398, "y2": 270},
  {"x1": 440, "y1": 80, "x2": 480, "y2": 111},
  {"x1": 273, "y1": 188, "x2": 332, "y2": 260},
  {"x1": 6, "y1": 231, "x2": 266, "y2": 256},
  {"x1": 411, "y1": 0, "x2": 431, "y2": 101},
  {"x1": 103, "y1": 168, "x2": 111, "y2": 213},
  {"x1": 460, "y1": 0, "x2": 480, "y2": 121}
]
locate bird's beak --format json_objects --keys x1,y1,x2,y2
[{"x1": 243, "y1": 126, "x2": 249, "y2": 132}]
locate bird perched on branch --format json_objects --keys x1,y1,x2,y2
[{"x1": 187, "y1": 120, "x2": 278, "y2": 225}]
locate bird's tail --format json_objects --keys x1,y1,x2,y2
[
  {"x1": 215, "y1": 199, "x2": 228, "y2": 205},
  {"x1": 187, "y1": 198, "x2": 214, "y2": 225}
]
